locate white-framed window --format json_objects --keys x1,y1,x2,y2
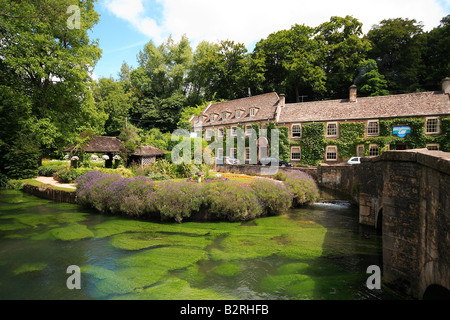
[
  {"x1": 230, "y1": 126, "x2": 237, "y2": 136},
  {"x1": 205, "y1": 129, "x2": 212, "y2": 141},
  {"x1": 217, "y1": 148, "x2": 223, "y2": 158},
  {"x1": 426, "y1": 143, "x2": 440, "y2": 150},
  {"x1": 245, "y1": 125, "x2": 253, "y2": 135},
  {"x1": 325, "y1": 145, "x2": 338, "y2": 161},
  {"x1": 291, "y1": 146, "x2": 301, "y2": 161},
  {"x1": 291, "y1": 124, "x2": 302, "y2": 138},
  {"x1": 425, "y1": 117, "x2": 440, "y2": 134},
  {"x1": 235, "y1": 110, "x2": 241, "y2": 119},
  {"x1": 230, "y1": 148, "x2": 237, "y2": 158},
  {"x1": 218, "y1": 128, "x2": 224, "y2": 138},
  {"x1": 369, "y1": 144, "x2": 379, "y2": 156},
  {"x1": 367, "y1": 120, "x2": 379, "y2": 136},
  {"x1": 326, "y1": 122, "x2": 338, "y2": 137},
  {"x1": 356, "y1": 144, "x2": 365, "y2": 157},
  {"x1": 245, "y1": 147, "x2": 251, "y2": 162},
  {"x1": 222, "y1": 112, "x2": 228, "y2": 120},
  {"x1": 210, "y1": 114, "x2": 216, "y2": 122},
  {"x1": 250, "y1": 108, "x2": 257, "y2": 117}
]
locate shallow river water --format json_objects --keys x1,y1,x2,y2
[{"x1": 0, "y1": 189, "x2": 404, "y2": 300}]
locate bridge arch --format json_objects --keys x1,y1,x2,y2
[{"x1": 422, "y1": 284, "x2": 450, "y2": 300}]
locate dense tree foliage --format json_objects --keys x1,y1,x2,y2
[{"x1": 0, "y1": 0, "x2": 102, "y2": 178}]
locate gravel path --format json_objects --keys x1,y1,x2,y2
[{"x1": 33, "y1": 177, "x2": 77, "y2": 190}]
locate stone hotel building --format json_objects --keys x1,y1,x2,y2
[{"x1": 190, "y1": 78, "x2": 450, "y2": 165}]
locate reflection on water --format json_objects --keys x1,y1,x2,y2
[{"x1": 0, "y1": 190, "x2": 404, "y2": 300}]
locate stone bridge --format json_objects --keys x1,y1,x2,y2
[{"x1": 355, "y1": 149, "x2": 449, "y2": 299}]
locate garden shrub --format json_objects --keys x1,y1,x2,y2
[
  {"x1": 75, "y1": 169, "x2": 318, "y2": 222},
  {"x1": 277, "y1": 171, "x2": 319, "y2": 206},
  {"x1": 149, "y1": 181, "x2": 204, "y2": 223},
  {"x1": 203, "y1": 181, "x2": 263, "y2": 221},
  {"x1": 250, "y1": 179, "x2": 292, "y2": 215},
  {"x1": 38, "y1": 165, "x2": 67, "y2": 177},
  {"x1": 76, "y1": 171, "x2": 155, "y2": 216}
]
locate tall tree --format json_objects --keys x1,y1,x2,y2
[
  {"x1": 366, "y1": 18, "x2": 425, "y2": 93},
  {"x1": 91, "y1": 77, "x2": 132, "y2": 136},
  {"x1": 254, "y1": 24, "x2": 326, "y2": 102},
  {"x1": 420, "y1": 15, "x2": 450, "y2": 91},
  {"x1": 130, "y1": 35, "x2": 192, "y2": 133},
  {"x1": 316, "y1": 16, "x2": 372, "y2": 99},
  {"x1": 0, "y1": 0, "x2": 103, "y2": 178},
  {"x1": 354, "y1": 59, "x2": 389, "y2": 96}
]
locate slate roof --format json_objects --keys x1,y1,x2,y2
[
  {"x1": 64, "y1": 136, "x2": 123, "y2": 153},
  {"x1": 133, "y1": 145, "x2": 166, "y2": 157},
  {"x1": 278, "y1": 91, "x2": 450, "y2": 123},
  {"x1": 192, "y1": 92, "x2": 281, "y2": 127}
]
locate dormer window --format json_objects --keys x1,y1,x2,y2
[
  {"x1": 250, "y1": 108, "x2": 258, "y2": 117},
  {"x1": 235, "y1": 110, "x2": 241, "y2": 119},
  {"x1": 210, "y1": 114, "x2": 216, "y2": 122},
  {"x1": 222, "y1": 112, "x2": 228, "y2": 120}
]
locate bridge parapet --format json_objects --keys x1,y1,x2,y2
[{"x1": 357, "y1": 149, "x2": 450, "y2": 299}]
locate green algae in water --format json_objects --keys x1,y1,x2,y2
[
  {"x1": 44, "y1": 202, "x2": 80, "y2": 210},
  {"x1": 0, "y1": 220, "x2": 28, "y2": 231},
  {"x1": 120, "y1": 246, "x2": 207, "y2": 270},
  {"x1": 0, "y1": 212, "x2": 88, "y2": 229},
  {"x1": 32, "y1": 223, "x2": 94, "y2": 241},
  {"x1": 81, "y1": 265, "x2": 140, "y2": 298},
  {"x1": 13, "y1": 262, "x2": 48, "y2": 275},
  {"x1": 81, "y1": 246, "x2": 209, "y2": 298},
  {"x1": 211, "y1": 262, "x2": 241, "y2": 277},
  {"x1": 178, "y1": 265, "x2": 206, "y2": 285},
  {"x1": 92, "y1": 219, "x2": 157, "y2": 238},
  {"x1": 209, "y1": 215, "x2": 327, "y2": 261},
  {"x1": 110, "y1": 232, "x2": 213, "y2": 251},
  {"x1": 276, "y1": 262, "x2": 310, "y2": 275},
  {"x1": 115, "y1": 278, "x2": 234, "y2": 300}
]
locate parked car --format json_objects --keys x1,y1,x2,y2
[
  {"x1": 347, "y1": 157, "x2": 361, "y2": 165},
  {"x1": 257, "y1": 157, "x2": 292, "y2": 167},
  {"x1": 215, "y1": 156, "x2": 241, "y2": 165}
]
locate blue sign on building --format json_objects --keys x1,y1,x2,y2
[{"x1": 393, "y1": 126, "x2": 411, "y2": 138}]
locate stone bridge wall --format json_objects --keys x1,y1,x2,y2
[{"x1": 357, "y1": 149, "x2": 450, "y2": 299}]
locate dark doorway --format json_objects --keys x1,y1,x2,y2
[{"x1": 396, "y1": 144, "x2": 408, "y2": 150}]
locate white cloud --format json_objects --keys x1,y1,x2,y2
[
  {"x1": 105, "y1": 0, "x2": 448, "y2": 49},
  {"x1": 104, "y1": 0, "x2": 164, "y2": 42}
]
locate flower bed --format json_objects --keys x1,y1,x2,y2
[{"x1": 75, "y1": 170, "x2": 318, "y2": 223}]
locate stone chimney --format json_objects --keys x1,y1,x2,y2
[
  {"x1": 442, "y1": 77, "x2": 450, "y2": 94},
  {"x1": 279, "y1": 93, "x2": 286, "y2": 107},
  {"x1": 349, "y1": 85, "x2": 357, "y2": 102},
  {"x1": 276, "y1": 94, "x2": 286, "y2": 123}
]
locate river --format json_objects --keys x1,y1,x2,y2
[{"x1": 0, "y1": 189, "x2": 404, "y2": 300}]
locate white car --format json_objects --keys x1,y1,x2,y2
[
  {"x1": 215, "y1": 156, "x2": 240, "y2": 165},
  {"x1": 347, "y1": 157, "x2": 361, "y2": 165}
]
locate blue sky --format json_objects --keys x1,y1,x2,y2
[{"x1": 89, "y1": 0, "x2": 450, "y2": 81}]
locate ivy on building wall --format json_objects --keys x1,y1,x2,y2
[
  {"x1": 438, "y1": 118, "x2": 450, "y2": 151},
  {"x1": 202, "y1": 116, "x2": 449, "y2": 166},
  {"x1": 287, "y1": 117, "x2": 449, "y2": 165},
  {"x1": 291, "y1": 122, "x2": 327, "y2": 166}
]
